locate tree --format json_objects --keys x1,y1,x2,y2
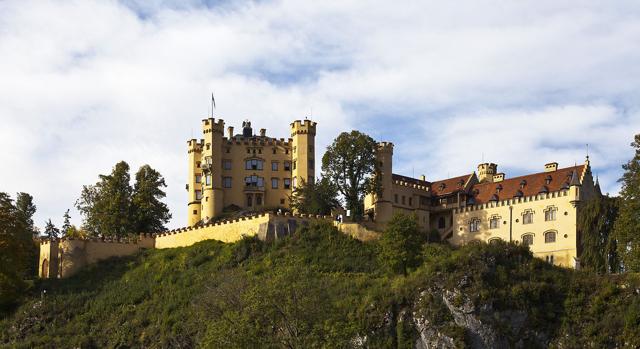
[
  {"x1": 76, "y1": 161, "x2": 134, "y2": 238},
  {"x1": 14, "y1": 192, "x2": 39, "y2": 277},
  {"x1": 61, "y1": 209, "x2": 72, "y2": 236},
  {"x1": 15, "y1": 193, "x2": 36, "y2": 237},
  {"x1": 578, "y1": 195, "x2": 619, "y2": 273},
  {"x1": 289, "y1": 177, "x2": 339, "y2": 215},
  {"x1": 378, "y1": 213, "x2": 424, "y2": 275},
  {"x1": 321, "y1": 130, "x2": 379, "y2": 219},
  {"x1": 0, "y1": 192, "x2": 33, "y2": 310},
  {"x1": 131, "y1": 165, "x2": 172, "y2": 233},
  {"x1": 612, "y1": 134, "x2": 640, "y2": 272},
  {"x1": 44, "y1": 219, "x2": 60, "y2": 240}
]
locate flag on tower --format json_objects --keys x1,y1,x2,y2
[{"x1": 212, "y1": 93, "x2": 216, "y2": 110}]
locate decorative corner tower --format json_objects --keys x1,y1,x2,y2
[
  {"x1": 290, "y1": 119, "x2": 317, "y2": 188},
  {"x1": 187, "y1": 139, "x2": 203, "y2": 226},
  {"x1": 200, "y1": 118, "x2": 225, "y2": 222},
  {"x1": 373, "y1": 142, "x2": 394, "y2": 224},
  {"x1": 477, "y1": 163, "x2": 498, "y2": 183}
]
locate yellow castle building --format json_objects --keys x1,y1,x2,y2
[
  {"x1": 365, "y1": 142, "x2": 600, "y2": 268},
  {"x1": 186, "y1": 118, "x2": 316, "y2": 226}
]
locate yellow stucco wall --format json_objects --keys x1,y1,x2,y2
[{"x1": 451, "y1": 188, "x2": 580, "y2": 267}]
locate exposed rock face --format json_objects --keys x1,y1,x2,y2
[{"x1": 413, "y1": 315, "x2": 456, "y2": 349}]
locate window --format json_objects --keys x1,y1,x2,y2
[
  {"x1": 246, "y1": 194, "x2": 253, "y2": 207},
  {"x1": 545, "y1": 207, "x2": 557, "y2": 221},
  {"x1": 402, "y1": 196, "x2": 406, "y2": 205},
  {"x1": 272, "y1": 162, "x2": 278, "y2": 171},
  {"x1": 545, "y1": 255, "x2": 554, "y2": 264},
  {"x1": 223, "y1": 177, "x2": 232, "y2": 188},
  {"x1": 394, "y1": 194, "x2": 398, "y2": 203},
  {"x1": 523, "y1": 210, "x2": 533, "y2": 224},
  {"x1": 195, "y1": 175, "x2": 202, "y2": 183},
  {"x1": 280, "y1": 198, "x2": 285, "y2": 205},
  {"x1": 489, "y1": 216, "x2": 500, "y2": 229},
  {"x1": 256, "y1": 194, "x2": 263, "y2": 205},
  {"x1": 469, "y1": 218, "x2": 480, "y2": 232},
  {"x1": 225, "y1": 147, "x2": 230, "y2": 153},
  {"x1": 284, "y1": 178, "x2": 291, "y2": 189},
  {"x1": 293, "y1": 177, "x2": 297, "y2": 188},
  {"x1": 245, "y1": 159, "x2": 264, "y2": 170},
  {"x1": 409, "y1": 197, "x2": 413, "y2": 206},
  {"x1": 223, "y1": 160, "x2": 232, "y2": 170},
  {"x1": 193, "y1": 210, "x2": 197, "y2": 215},
  {"x1": 522, "y1": 234, "x2": 534, "y2": 246},
  {"x1": 284, "y1": 161, "x2": 291, "y2": 171},
  {"x1": 545, "y1": 231, "x2": 556, "y2": 243},
  {"x1": 272, "y1": 178, "x2": 278, "y2": 189},
  {"x1": 205, "y1": 175, "x2": 211, "y2": 186},
  {"x1": 272, "y1": 148, "x2": 276, "y2": 154},
  {"x1": 293, "y1": 160, "x2": 297, "y2": 170},
  {"x1": 244, "y1": 175, "x2": 264, "y2": 188},
  {"x1": 488, "y1": 238, "x2": 501, "y2": 245},
  {"x1": 285, "y1": 149, "x2": 289, "y2": 154},
  {"x1": 438, "y1": 217, "x2": 446, "y2": 229},
  {"x1": 195, "y1": 190, "x2": 202, "y2": 200},
  {"x1": 247, "y1": 148, "x2": 250, "y2": 154}
]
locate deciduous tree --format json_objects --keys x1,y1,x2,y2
[
  {"x1": 131, "y1": 165, "x2": 172, "y2": 233},
  {"x1": 289, "y1": 177, "x2": 339, "y2": 215},
  {"x1": 378, "y1": 213, "x2": 424, "y2": 275},
  {"x1": 321, "y1": 130, "x2": 379, "y2": 219}
]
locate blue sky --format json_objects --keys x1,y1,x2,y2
[{"x1": 1, "y1": 0, "x2": 639, "y2": 230}]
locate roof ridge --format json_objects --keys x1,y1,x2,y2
[{"x1": 472, "y1": 164, "x2": 584, "y2": 186}]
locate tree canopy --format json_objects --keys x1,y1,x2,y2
[
  {"x1": 578, "y1": 195, "x2": 619, "y2": 273},
  {"x1": 289, "y1": 177, "x2": 339, "y2": 216},
  {"x1": 321, "y1": 130, "x2": 379, "y2": 219},
  {"x1": 612, "y1": 134, "x2": 640, "y2": 271},
  {"x1": 76, "y1": 161, "x2": 171, "y2": 238},
  {"x1": 378, "y1": 213, "x2": 424, "y2": 275}
]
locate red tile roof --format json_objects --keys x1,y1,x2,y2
[
  {"x1": 429, "y1": 174, "x2": 474, "y2": 196},
  {"x1": 470, "y1": 165, "x2": 585, "y2": 204},
  {"x1": 392, "y1": 174, "x2": 431, "y2": 186}
]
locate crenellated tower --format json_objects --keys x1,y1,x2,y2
[
  {"x1": 373, "y1": 142, "x2": 394, "y2": 224},
  {"x1": 187, "y1": 139, "x2": 204, "y2": 226},
  {"x1": 290, "y1": 119, "x2": 317, "y2": 188},
  {"x1": 200, "y1": 118, "x2": 225, "y2": 222}
]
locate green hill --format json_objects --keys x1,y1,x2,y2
[{"x1": 1, "y1": 221, "x2": 639, "y2": 348}]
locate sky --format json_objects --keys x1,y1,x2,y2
[{"x1": 1, "y1": 0, "x2": 639, "y2": 231}]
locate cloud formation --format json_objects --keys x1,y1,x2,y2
[{"x1": 1, "y1": 0, "x2": 638, "y2": 230}]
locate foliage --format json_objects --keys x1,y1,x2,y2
[
  {"x1": 76, "y1": 161, "x2": 171, "y2": 237},
  {"x1": 378, "y1": 213, "x2": 424, "y2": 275},
  {"x1": 578, "y1": 195, "x2": 620, "y2": 273},
  {"x1": 289, "y1": 177, "x2": 339, "y2": 215},
  {"x1": 1, "y1": 222, "x2": 639, "y2": 347},
  {"x1": 612, "y1": 134, "x2": 640, "y2": 271},
  {"x1": 15, "y1": 193, "x2": 36, "y2": 237},
  {"x1": 321, "y1": 130, "x2": 379, "y2": 219},
  {"x1": 61, "y1": 209, "x2": 72, "y2": 236},
  {"x1": 0, "y1": 193, "x2": 34, "y2": 312},
  {"x1": 43, "y1": 219, "x2": 60, "y2": 240},
  {"x1": 131, "y1": 165, "x2": 172, "y2": 233}
]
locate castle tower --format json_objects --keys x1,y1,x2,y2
[
  {"x1": 374, "y1": 142, "x2": 394, "y2": 224},
  {"x1": 290, "y1": 119, "x2": 317, "y2": 188},
  {"x1": 200, "y1": 118, "x2": 225, "y2": 222},
  {"x1": 477, "y1": 163, "x2": 498, "y2": 183},
  {"x1": 187, "y1": 139, "x2": 203, "y2": 226}
]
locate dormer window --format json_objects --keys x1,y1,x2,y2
[
  {"x1": 458, "y1": 179, "x2": 465, "y2": 187},
  {"x1": 439, "y1": 183, "x2": 446, "y2": 191},
  {"x1": 545, "y1": 175, "x2": 552, "y2": 185},
  {"x1": 520, "y1": 180, "x2": 527, "y2": 189},
  {"x1": 495, "y1": 184, "x2": 503, "y2": 193},
  {"x1": 514, "y1": 190, "x2": 523, "y2": 198}
]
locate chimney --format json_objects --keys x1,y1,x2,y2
[
  {"x1": 419, "y1": 175, "x2": 426, "y2": 181},
  {"x1": 544, "y1": 162, "x2": 558, "y2": 172},
  {"x1": 227, "y1": 126, "x2": 234, "y2": 139},
  {"x1": 259, "y1": 128, "x2": 266, "y2": 137},
  {"x1": 493, "y1": 173, "x2": 505, "y2": 182}
]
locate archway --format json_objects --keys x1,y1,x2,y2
[{"x1": 41, "y1": 259, "x2": 49, "y2": 278}]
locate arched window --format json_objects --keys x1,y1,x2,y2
[
  {"x1": 438, "y1": 217, "x2": 446, "y2": 229},
  {"x1": 522, "y1": 234, "x2": 534, "y2": 246},
  {"x1": 522, "y1": 209, "x2": 533, "y2": 224},
  {"x1": 488, "y1": 237, "x2": 501, "y2": 245},
  {"x1": 469, "y1": 218, "x2": 480, "y2": 232},
  {"x1": 545, "y1": 231, "x2": 557, "y2": 243}
]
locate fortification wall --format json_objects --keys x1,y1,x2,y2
[
  {"x1": 334, "y1": 222, "x2": 381, "y2": 241},
  {"x1": 155, "y1": 212, "x2": 333, "y2": 249}
]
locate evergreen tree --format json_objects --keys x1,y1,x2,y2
[
  {"x1": 13, "y1": 192, "x2": 39, "y2": 277},
  {"x1": 578, "y1": 195, "x2": 619, "y2": 273},
  {"x1": 61, "y1": 209, "x2": 72, "y2": 236},
  {"x1": 378, "y1": 213, "x2": 424, "y2": 275},
  {"x1": 289, "y1": 177, "x2": 339, "y2": 215},
  {"x1": 613, "y1": 134, "x2": 640, "y2": 272},
  {"x1": 131, "y1": 165, "x2": 172, "y2": 233},
  {"x1": 321, "y1": 131, "x2": 379, "y2": 219},
  {"x1": 76, "y1": 161, "x2": 134, "y2": 238},
  {"x1": 15, "y1": 193, "x2": 36, "y2": 237},
  {"x1": 44, "y1": 219, "x2": 60, "y2": 240},
  {"x1": 0, "y1": 192, "x2": 32, "y2": 309}
]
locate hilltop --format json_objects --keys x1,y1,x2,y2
[{"x1": 1, "y1": 221, "x2": 639, "y2": 348}]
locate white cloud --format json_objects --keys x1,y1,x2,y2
[{"x1": 0, "y1": 0, "x2": 638, "y2": 229}]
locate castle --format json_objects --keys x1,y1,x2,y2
[
  {"x1": 39, "y1": 118, "x2": 600, "y2": 278},
  {"x1": 364, "y1": 142, "x2": 600, "y2": 268},
  {"x1": 186, "y1": 118, "x2": 316, "y2": 226}
]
